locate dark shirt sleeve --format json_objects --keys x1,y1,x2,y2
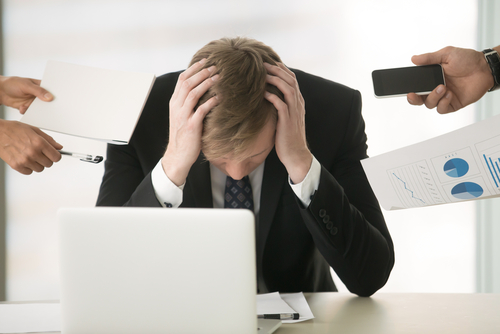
[{"x1": 299, "y1": 89, "x2": 394, "y2": 297}]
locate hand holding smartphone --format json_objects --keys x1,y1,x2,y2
[{"x1": 372, "y1": 64, "x2": 445, "y2": 98}]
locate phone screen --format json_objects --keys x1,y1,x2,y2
[{"x1": 372, "y1": 64, "x2": 445, "y2": 97}]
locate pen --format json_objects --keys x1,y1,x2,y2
[
  {"x1": 257, "y1": 313, "x2": 300, "y2": 320},
  {"x1": 59, "y1": 150, "x2": 104, "y2": 164}
]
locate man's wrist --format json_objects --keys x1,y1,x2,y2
[
  {"x1": 287, "y1": 152, "x2": 313, "y2": 184},
  {"x1": 289, "y1": 156, "x2": 321, "y2": 207},
  {"x1": 482, "y1": 48, "x2": 500, "y2": 92},
  {"x1": 151, "y1": 160, "x2": 184, "y2": 208},
  {"x1": 161, "y1": 144, "x2": 194, "y2": 187},
  {"x1": 161, "y1": 156, "x2": 189, "y2": 187}
]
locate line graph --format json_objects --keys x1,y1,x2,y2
[
  {"x1": 388, "y1": 160, "x2": 445, "y2": 208},
  {"x1": 391, "y1": 173, "x2": 425, "y2": 204}
]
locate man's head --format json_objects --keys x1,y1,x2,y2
[{"x1": 188, "y1": 37, "x2": 284, "y2": 179}]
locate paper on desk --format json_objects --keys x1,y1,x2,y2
[
  {"x1": 280, "y1": 292, "x2": 315, "y2": 323},
  {"x1": 257, "y1": 292, "x2": 314, "y2": 323},
  {"x1": 0, "y1": 303, "x2": 61, "y2": 333},
  {"x1": 21, "y1": 60, "x2": 156, "y2": 144},
  {"x1": 361, "y1": 113, "x2": 500, "y2": 210}
]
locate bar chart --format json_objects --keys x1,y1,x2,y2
[{"x1": 475, "y1": 135, "x2": 500, "y2": 192}]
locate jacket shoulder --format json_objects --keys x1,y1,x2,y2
[{"x1": 292, "y1": 68, "x2": 359, "y2": 101}]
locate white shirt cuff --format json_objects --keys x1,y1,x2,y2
[
  {"x1": 289, "y1": 156, "x2": 321, "y2": 207},
  {"x1": 151, "y1": 160, "x2": 185, "y2": 208}
]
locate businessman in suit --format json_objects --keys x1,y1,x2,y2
[{"x1": 96, "y1": 37, "x2": 394, "y2": 297}]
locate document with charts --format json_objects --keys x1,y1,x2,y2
[{"x1": 361, "y1": 113, "x2": 500, "y2": 210}]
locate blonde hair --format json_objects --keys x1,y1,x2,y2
[{"x1": 188, "y1": 37, "x2": 284, "y2": 161}]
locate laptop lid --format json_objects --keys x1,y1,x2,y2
[{"x1": 58, "y1": 207, "x2": 258, "y2": 334}]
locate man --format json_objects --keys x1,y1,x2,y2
[
  {"x1": 407, "y1": 45, "x2": 500, "y2": 113},
  {"x1": 0, "y1": 75, "x2": 62, "y2": 174},
  {"x1": 97, "y1": 37, "x2": 394, "y2": 297}
]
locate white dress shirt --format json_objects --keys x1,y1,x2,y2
[{"x1": 151, "y1": 155, "x2": 322, "y2": 212}]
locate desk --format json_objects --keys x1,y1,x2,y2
[
  {"x1": 286, "y1": 293, "x2": 500, "y2": 334},
  {"x1": 2, "y1": 293, "x2": 500, "y2": 333}
]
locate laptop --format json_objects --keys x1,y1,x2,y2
[{"x1": 57, "y1": 207, "x2": 281, "y2": 334}]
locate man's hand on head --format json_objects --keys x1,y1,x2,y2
[
  {"x1": 161, "y1": 59, "x2": 219, "y2": 186},
  {"x1": 264, "y1": 62, "x2": 313, "y2": 184},
  {"x1": 0, "y1": 76, "x2": 54, "y2": 114}
]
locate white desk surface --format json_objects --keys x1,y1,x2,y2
[
  {"x1": 2, "y1": 293, "x2": 500, "y2": 334},
  {"x1": 286, "y1": 292, "x2": 500, "y2": 334}
]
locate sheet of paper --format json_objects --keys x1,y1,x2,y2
[
  {"x1": 21, "y1": 60, "x2": 156, "y2": 144},
  {"x1": 0, "y1": 303, "x2": 61, "y2": 333},
  {"x1": 256, "y1": 292, "x2": 314, "y2": 323},
  {"x1": 361, "y1": 113, "x2": 500, "y2": 210},
  {"x1": 280, "y1": 292, "x2": 315, "y2": 323}
]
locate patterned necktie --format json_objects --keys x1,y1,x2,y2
[{"x1": 224, "y1": 175, "x2": 254, "y2": 211}]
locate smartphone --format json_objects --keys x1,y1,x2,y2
[{"x1": 372, "y1": 64, "x2": 445, "y2": 98}]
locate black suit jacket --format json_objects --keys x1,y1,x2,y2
[{"x1": 96, "y1": 69, "x2": 394, "y2": 297}]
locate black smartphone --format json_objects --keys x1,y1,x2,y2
[{"x1": 372, "y1": 64, "x2": 445, "y2": 98}]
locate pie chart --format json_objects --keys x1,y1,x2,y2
[
  {"x1": 451, "y1": 182, "x2": 483, "y2": 200},
  {"x1": 444, "y1": 158, "x2": 469, "y2": 178}
]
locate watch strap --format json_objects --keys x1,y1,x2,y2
[{"x1": 482, "y1": 48, "x2": 500, "y2": 92}]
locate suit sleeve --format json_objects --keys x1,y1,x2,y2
[
  {"x1": 299, "y1": 90, "x2": 394, "y2": 297},
  {"x1": 96, "y1": 142, "x2": 162, "y2": 207}
]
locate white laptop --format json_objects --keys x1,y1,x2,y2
[{"x1": 57, "y1": 207, "x2": 281, "y2": 334}]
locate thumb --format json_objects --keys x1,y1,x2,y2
[
  {"x1": 411, "y1": 49, "x2": 446, "y2": 66},
  {"x1": 26, "y1": 79, "x2": 54, "y2": 102}
]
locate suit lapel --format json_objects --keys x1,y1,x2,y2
[
  {"x1": 257, "y1": 148, "x2": 287, "y2": 265},
  {"x1": 181, "y1": 153, "x2": 213, "y2": 208}
]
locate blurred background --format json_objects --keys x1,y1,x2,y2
[{"x1": 1, "y1": 0, "x2": 499, "y2": 300}]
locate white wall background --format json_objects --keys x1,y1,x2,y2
[{"x1": 3, "y1": 0, "x2": 478, "y2": 300}]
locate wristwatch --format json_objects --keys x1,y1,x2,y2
[{"x1": 482, "y1": 48, "x2": 500, "y2": 92}]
